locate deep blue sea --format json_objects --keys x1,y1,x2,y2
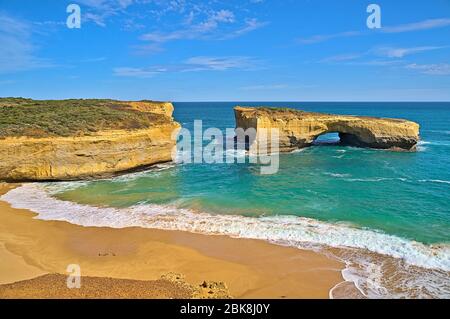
[{"x1": 3, "y1": 102, "x2": 450, "y2": 298}]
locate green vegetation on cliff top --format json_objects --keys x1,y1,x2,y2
[{"x1": 0, "y1": 98, "x2": 169, "y2": 138}]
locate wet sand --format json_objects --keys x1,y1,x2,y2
[{"x1": 0, "y1": 183, "x2": 345, "y2": 299}]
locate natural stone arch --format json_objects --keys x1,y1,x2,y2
[{"x1": 234, "y1": 106, "x2": 420, "y2": 152}]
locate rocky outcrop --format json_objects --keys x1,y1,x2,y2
[
  {"x1": 0, "y1": 102, "x2": 180, "y2": 182},
  {"x1": 161, "y1": 272, "x2": 231, "y2": 299},
  {"x1": 123, "y1": 101, "x2": 174, "y2": 117},
  {"x1": 234, "y1": 106, "x2": 420, "y2": 152},
  {"x1": 0, "y1": 273, "x2": 232, "y2": 299}
]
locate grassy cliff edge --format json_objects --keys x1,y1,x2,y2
[
  {"x1": 0, "y1": 98, "x2": 174, "y2": 138},
  {"x1": 0, "y1": 98, "x2": 180, "y2": 181}
]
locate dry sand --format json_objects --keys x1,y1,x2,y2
[
  {"x1": 0, "y1": 273, "x2": 231, "y2": 299},
  {"x1": 0, "y1": 183, "x2": 345, "y2": 299}
]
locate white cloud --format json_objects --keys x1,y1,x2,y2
[
  {"x1": 132, "y1": 43, "x2": 165, "y2": 55},
  {"x1": 118, "y1": 0, "x2": 134, "y2": 8},
  {"x1": 240, "y1": 84, "x2": 288, "y2": 91},
  {"x1": 113, "y1": 67, "x2": 161, "y2": 78},
  {"x1": 298, "y1": 31, "x2": 361, "y2": 44},
  {"x1": 77, "y1": 0, "x2": 136, "y2": 27},
  {"x1": 374, "y1": 46, "x2": 447, "y2": 58},
  {"x1": 184, "y1": 56, "x2": 255, "y2": 71},
  {"x1": 355, "y1": 60, "x2": 404, "y2": 66},
  {"x1": 84, "y1": 12, "x2": 107, "y2": 27},
  {"x1": 320, "y1": 53, "x2": 364, "y2": 63},
  {"x1": 140, "y1": 9, "x2": 237, "y2": 43},
  {"x1": 405, "y1": 63, "x2": 450, "y2": 75},
  {"x1": 383, "y1": 18, "x2": 450, "y2": 33},
  {"x1": 221, "y1": 18, "x2": 268, "y2": 40},
  {"x1": 139, "y1": 7, "x2": 266, "y2": 51},
  {"x1": 299, "y1": 18, "x2": 450, "y2": 44},
  {"x1": 320, "y1": 44, "x2": 448, "y2": 68},
  {"x1": 74, "y1": 1, "x2": 267, "y2": 51},
  {"x1": 0, "y1": 13, "x2": 51, "y2": 73},
  {"x1": 77, "y1": 0, "x2": 134, "y2": 10},
  {"x1": 114, "y1": 56, "x2": 258, "y2": 77}
]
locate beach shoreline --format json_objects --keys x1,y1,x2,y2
[{"x1": 0, "y1": 183, "x2": 346, "y2": 299}]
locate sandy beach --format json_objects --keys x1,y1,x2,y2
[{"x1": 0, "y1": 183, "x2": 345, "y2": 299}]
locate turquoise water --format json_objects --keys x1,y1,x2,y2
[
  {"x1": 2, "y1": 102, "x2": 449, "y2": 298},
  {"x1": 55, "y1": 102, "x2": 450, "y2": 244}
]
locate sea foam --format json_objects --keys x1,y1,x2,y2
[{"x1": 2, "y1": 184, "x2": 449, "y2": 273}]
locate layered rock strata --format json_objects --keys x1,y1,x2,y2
[
  {"x1": 234, "y1": 106, "x2": 420, "y2": 152},
  {"x1": 0, "y1": 101, "x2": 180, "y2": 181}
]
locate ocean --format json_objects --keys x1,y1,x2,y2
[{"x1": 2, "y1": 102, "x2": 450, "y2": 298}]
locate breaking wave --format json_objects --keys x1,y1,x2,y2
[{"x1": 1, "y1": 183, "x2": 449, "y2": 298}]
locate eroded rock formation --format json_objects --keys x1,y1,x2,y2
[
  {"x1": 123, "y1": 101, "x2": 174, "y2": 117},
  {"x1": 234, "y1": 106, "x2": 420, "y2": 152},
  {"x1": 0, "y1": 101, "x2": 180, "y2": 181}
]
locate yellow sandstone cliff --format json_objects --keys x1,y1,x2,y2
[
  {"x1": 124, "y1": 101, "x2": 174, "y2": 117},
  {"x1": 0, "y1": 102, "x2": 180, "y2": 182},
  {"x1": 234, "y1": 106, "x2": 420, "y2": 152}
]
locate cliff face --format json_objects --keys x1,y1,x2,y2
[
  {"x1": 0, "y1": 101, "x2": 180, "y2": 182},
  {"x1": 123, "y1": 101, "x2": 174, "y2": 117},
  {"x1": 234, "y1": 106, "x2": 420, "y2": 152}
]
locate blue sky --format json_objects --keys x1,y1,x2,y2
[{"x1": 0, "y1": 0, "x2": 449, "y2": 101}]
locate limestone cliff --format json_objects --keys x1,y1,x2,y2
[
  {"x1": 123, "y1": 101, "x2": 174, "y2": 117},
  {"x1": 234, "y1": 106, "x2": 420, "y2": 152},
  {"x1": 0, "y1": 101, "x2": 180, "y2": 182}
]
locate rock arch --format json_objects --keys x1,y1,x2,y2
[{"x1": 234, "y1": 106, "x2": 420, "y2": 152}]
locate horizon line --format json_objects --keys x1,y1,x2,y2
[{"x1": 2, "y1": 97, "x2": 450, "y2": 103}]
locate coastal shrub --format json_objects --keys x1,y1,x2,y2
[{"x1": 0, "y1": 98, "x2": 167, "y2": 138}]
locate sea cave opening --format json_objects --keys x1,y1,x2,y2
[
  {"x1": 312, "y1": 132, "x2": 341, "y2": 146},
  {"x1": 312, "y1": 132, "x2": 364, "y2": 147}
]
